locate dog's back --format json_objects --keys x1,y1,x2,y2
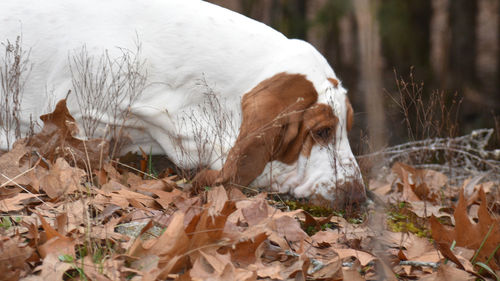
[{"x1": 1, "y1": 0, "x2": 333, "y2": 168}]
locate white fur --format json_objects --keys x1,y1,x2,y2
[{"x1": 0, "y1": 0, "x2": 362, "y2": 200}]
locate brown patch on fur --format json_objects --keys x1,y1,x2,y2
[
  {"x1": 194, "y1": 72, "x2": 329, "y2": 188},
  {"x1": 328, "y1": 77, "x2": 339, "y2": 88},
  {"x1": 345, "y1": 97, "x2": 354, "y2": 131},
  {"x1": 282, "y1": 103, "x2": 338, "y2": 160}
]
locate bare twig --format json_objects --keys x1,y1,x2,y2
[
  {"x1": 69, "y1": 40, "x2": 147, "y2": 157},
  {"x1": 0, "y1": 36, "x2": 32, "y2": 149},
  {"x1": 399, "y1": 260, "x2": 439, "y2": 269},
  {"x1": 358, "y1": 129, "x2": 500, "y2": 184}
]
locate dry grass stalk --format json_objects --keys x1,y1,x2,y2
[
  {"x1": 388, "y1": 69, "x2": 462, "y2": 141},
  {"x1": 358, "y1": 70, "x2": 498, "y2": 184},
  {"x1": 167, "y1": 77, "x2": 237, "y2": 179},
  {"x1": 0, "y1": 36, "x2": 32, "y2": 149},
  {"x1": 69, "y1": 40, "x2": 147, "y2": 158}
]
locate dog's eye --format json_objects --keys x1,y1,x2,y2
[{"x1": 314, "y1": 127, "x2": 332, "y2": 141}]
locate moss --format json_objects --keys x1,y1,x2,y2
[
  {"x1": 387, "y1": 202, "x2": 431, "y2": 238},
  {"x1": 284, "y1": 200, "x2": 343, "y2": 217}
]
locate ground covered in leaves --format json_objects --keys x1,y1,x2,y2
[{"x1": 1, "y1": 100, "x2": 499, "y2": 280}]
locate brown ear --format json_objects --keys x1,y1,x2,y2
[
  {"x1": 193, "y1": 73, "x2": 318, "y2": 188},
  {"x1": 346, "y1": 97, "x2": 354, "y2": 131}
]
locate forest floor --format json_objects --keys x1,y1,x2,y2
[{"x1": 1, "y1": 100, "x2": 499, "y2": 281}]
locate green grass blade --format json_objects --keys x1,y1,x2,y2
[
  {"x1": 471, "y1": 224, "x2": 494, "y2": 264},
  {"x1": 475, "y1": 262, "x2": 499, "y2": 281}
]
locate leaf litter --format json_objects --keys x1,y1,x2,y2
[{"x1": 0, "y1": 100, "x2": 499, "y2": 280}]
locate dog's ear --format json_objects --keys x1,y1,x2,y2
[
  {"x1": 192, "y1": 73, "x2": 317, "y2": 188},
  {"x1": 346, "y1": 97, "x2": 354, "y2": 131}
]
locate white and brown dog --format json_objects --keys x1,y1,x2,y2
[{"x1": 1, "y1": 0, "x2": 366, "y2": 208}]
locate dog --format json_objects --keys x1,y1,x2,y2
[{"x1": 0, "y1": 0, "x2": 366, "y2": 208}]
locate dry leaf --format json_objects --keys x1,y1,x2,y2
[
  {"x1": 402, "y1": 233, "x2": 441, "y2": 267},
  {"x1": 27, "y1": 99, "x2": 109, "y2": 168},
  {"x1": 38, "y1": 236, "x2": 76, "y2": 259},
  {"x1": 241, "y1": 199, "x2": 269, "y2": 226},
  {"x1": 419, "y1": 263, "x2": 475, "y2": 281},
  {"x1": 0, "y1": 235, "x2": 33, "y2": 281},
  {"x1": 207, "y1": 185, "x2": 230, "y2": 215},
  {"x1": 229, "y1": 232, "x2": 268, "y2": 266},
  {"x1": 333, "y1": 248, "x2": 376, "y2": 266},
  {"x1": 0, "y1": 193, "x2": 40, "y2": 212},
  {"x1": 39, "y1": 158, "x2": 85, "y2": 198},
  {"x1": 255, "y1": 262, "x2": 283, "y2": 279},
  {"x1": 38, "y1": 253, "x2": 73, "y2": 280},
  {"x1": 271, "y1": 215, "x2": 309, "y2": 245},
  {"x1": 311, "y1": 230, "x2": 343, "y2": 246},
  {"x1": 408, "y1": 201, "x2": 448, "y2": 218},
  {"x1": 392, "y1": 162, "x2": 441, "y2": 202},
  {"x1": 310, "y1": 257, "x2": 342, "y2": 279},
  {"x1": 188, "y1": 196, "x2": 235, "y2": 257},
  {"x1": 0, "y1": 142, "x2": 31, "y2": 186},
  {"x1": 128, "y1": 212, "x2": 189, "y2": 274},
  {"x1": 430, "y1": 188, "x2": 500, "y2": 269}
]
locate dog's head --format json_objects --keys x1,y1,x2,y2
[{"x1": 194, "y1": 73, "x2": 366, "y2": 209}]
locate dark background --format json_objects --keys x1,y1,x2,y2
[{"x1": 209, "y1": 0, "x2": 500, "y2": 153}]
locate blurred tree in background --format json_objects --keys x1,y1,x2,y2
[{"x1": 209, "y1": 0, "x2": 499, "y2": 152}]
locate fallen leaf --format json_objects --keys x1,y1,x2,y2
[
  {"x1": 189, "y1": 250, "x2": 238, "y2": 281},
  {"x1": 278, "y1": 254, "x2": 308, "y2": 279},
  {"x1": 241, "y1": 199, "x2": 269, "y2": 226},
  {"x1": 38, "y1": 236, "x2": 76, "y2": 259},
  {"x1": 271, "y1": 215, "x2": 309, "y2": 245},
  {"x1": 255, "y1": 262, "x2": 282, "y2": 279},
  {"x1": 39, "y1": 158, "x2": 85, "y2": 198},
  {"x1": 392, "y1": 162, "x2": 441, "y2": 202},
  {"x1": 207, "y1": 185, "x2": 230, "y2": 215},
  {"x1": 430, "y1": 188, "x2": 500, "y2": 269},
  {"x1": 421, "y1": 170, "x2": 448, "y2": 190},
  {"x1": 408, "y1": 201, "x2": 448, "y2": 218},
  {"x1": 311, "y1": 230, "x2": 343, "y2": 246},
  {"x1": 392, "y1": 162, "x2": 422, "y2": 201},
  {"x1": 0, "y1": 235, "x2": 33, "y2": 281},
  {"x1": 419, "y1": 263, "x2": 475, "y2": 281},
  {"x1": 229, "y1": 232, "x2": 268, "y2": 266},
  {"x1": 333, "y1": 248, "x2": 376, "y2": 266},
  {"x1": 342, "y1": 262, "x2": 365, "y2": 281},
  {"x1": 342, "y1": 269, "x2": 365, "y2": 281},
  {"x1": 310, "y1": 257, "x2": 342, "y2": 279},
  {"x1": 128, "y1": 212, "x2": 189, "y2": 273},
  {"x1": 369, "y1": 179, "x2": 392, "y2": 197},
  {"x1": 0, "y1": 193, "x2": 40, "y2": 212},
  {"x1": 0, "y1": 142, "x2": 31, "y2": 186},
  {"x1": 130, "y1": 254, "x2": 160, "y2": 274},
  {"x1": 188, "y1": 196, "x2": 236, "y2": 258},
  {"x1": 81, "y1": 255, "x2": 118, "y2": 281},
  {"x1": 38, "y1": 253, "x2": 73, "y2": 280},
  {"x1": 26, "y1": 99, "x2": 109, "y2": 168},
  {"x1": 149, "y1": 188, "x2": 184, "y2": 209},
  {"x1": 405, "y1": 234, "x2": 437, "y2": 260}
]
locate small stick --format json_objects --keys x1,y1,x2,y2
[{"x1": 399, "y1": 260, "x2": 439, "y2": 269}]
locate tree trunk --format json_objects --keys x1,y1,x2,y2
[
  {"x1": 450, "y1": 0, "x2": 477, "y2": 87},
  {"x1": 476, "y1": 0, "x2": 499, "y2": 97},
  {"x1": 306, "y1": 0, "x2": 328, "y2": 53},
  {"x1": 353, "y1": 0, "x2": 387, "y2": 150},
  {"x1": 430, "y1": 0, "x2": 450, "y2": 88},
  {"x1": 339, "y1": 14, "x2": 355, "y2": 67}
]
